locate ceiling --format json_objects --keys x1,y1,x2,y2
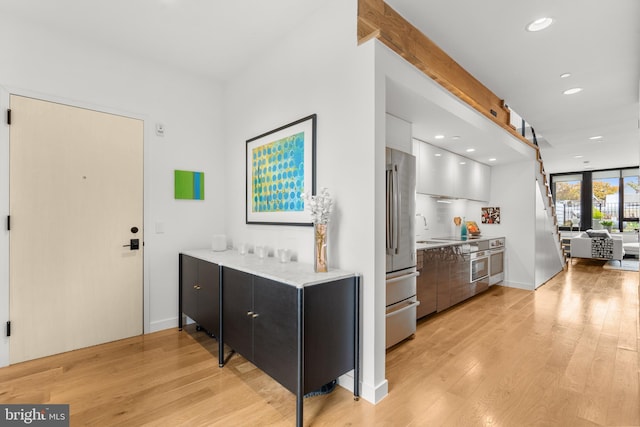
[
  {"x1": 386, "y1": 0, "x2": 639, "y2": 173},
  {"x1": 1, "y1": 0, "x2": 638, "y2": 174},
  {"x1": 0, "y1": 0, "x2": 324, "y2": 81}
]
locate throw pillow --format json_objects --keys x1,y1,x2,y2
[{"x1": 586, "y1": 229, "x2": 611, "y2": 238}]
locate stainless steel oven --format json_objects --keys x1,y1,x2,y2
[
  {"x1": 469, "y1": 250, "x2": 489, "y2": 283},
  {"x1": 489, "y1": 238, "x2": 505, "y2": 285}
]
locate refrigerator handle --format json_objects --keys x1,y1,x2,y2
[
  {"x1": 385, "y1": 271, "x2": 420, "y2": 284},
  {"x1": 386, "y1": 168, "x2": 393, "y2": 253},
  {"x1": 385, "y1": 169, "x2": 393, "y2": 254},
  {"x1": 392, "y1": 165, "x2": 400, "y2": 254}
]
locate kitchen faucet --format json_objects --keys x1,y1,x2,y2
[{"x1": 416, "y1": 213, "x2": 428, "y2": 230}]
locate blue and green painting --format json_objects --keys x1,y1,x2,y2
[
  {"x1": 252, "y1": 131, "x2": 305, "y2": 212},
  {"x1": 174, "y1": 170, "x2": 204, "y2": 200}
]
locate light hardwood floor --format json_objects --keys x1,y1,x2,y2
[{"x1": 1, "y1": 259, "x2": 638, "y2": 426}]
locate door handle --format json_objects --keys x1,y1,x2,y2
[{"x1": 123, "y1": 238, "x2": 140, "y2": 250}]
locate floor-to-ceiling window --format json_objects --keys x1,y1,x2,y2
[
  {"x1": 592, "y1": 170, "x2": 620, "y2": 229},
  {"x1": 552, "y1": 167, "x2": 639, "y2": 232},
  {"x1": 553, "y1": 174, "x2": 582, "y2": 230},
  {"x1": 622, "y1": 170, "x2": 639, "y2": 231}
]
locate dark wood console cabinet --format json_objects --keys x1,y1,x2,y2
[
  {"x1": 222, "y1": 267, "x2": 357, "y2": 396},
  {"x1": 178, "y1": 254, "x2": 220, "y2": 337},
  {"x1": 178, "y1": 251, "x2": 359, "y2": 427}
]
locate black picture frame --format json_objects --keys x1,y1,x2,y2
[{"x1": 246, "y1": 114, "x2": 316, "y2": 225}]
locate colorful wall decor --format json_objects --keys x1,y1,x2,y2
[
  {"x1": 174, "y1": 170, "x2": 204, "y2": 200},
  {"x1": 246, "y1": 114, "x2": 316, "y2": 225},
  {"x1": 481, "y1": 206, "x2": 500, "y2": 224}
]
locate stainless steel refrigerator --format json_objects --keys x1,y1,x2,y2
[{"x1": 385, "y1": 147, "x2": 419, "y2": 348}]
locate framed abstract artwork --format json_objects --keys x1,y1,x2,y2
[
  {"x1": 481, "y1": 206, "x2": 500, "y2": 224},
  {"x1": 246, "y1": 114, "x2": 316, "y2": 225},
  {"x1": 175, "y1": 170, "x2": 204, "y2": 200}
]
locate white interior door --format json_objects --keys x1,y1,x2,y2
[{"x1": 9, "y1": 95, "x2": 143, "y2": 363}]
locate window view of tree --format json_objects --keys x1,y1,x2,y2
[
  {"x1": 554, "y1": 179, "x2": 581, "y2": 228},
  {"x1": 592, "y1": 176, "x2": 619, "y2": 229},
  {"x1": 552, "y1": 168, "x2": 639, "y2": 233},
  {"x1": 623, "y1": 175, "x2": 639, "y2": 231},
  {"x1": 592, "y1": 180, "x2": 618, "y2": 201},
  {"x1": 555, "y1": 182, "x2": 581, "y2": 201}
]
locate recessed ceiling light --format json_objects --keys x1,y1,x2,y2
[
  {"x1": 466, "y1": 148, "x2": 475, "y2": 153},
  {"x1": 589, "y1": 135, "x2": 603, "y2": 140},
  {"x1": 526, "y1": 17, "x2": 553, "y2": 32},
  {"x1": 451, "y1": 136, "x2": 461, "y2": 140},
  {"x1": 434, "y1": 135, "x2": 445, "y2": 140},
  {"x1": 434, "y1": 153, "x2": 442, "y2": 157},
  {"x1": 563, "y1": 87, "x2": 583, "y2": 95},
  {"x1": 488, "y1": 158, "x2": 497, "y2": 162},
  {"x1": 459, "y1": 161, "x2": 466, "y2": 165},
  {"x1": 574, "y1": 155, "x2": 584, "y2": 159},
  {"x1": 560, "y1": 73, "x2": 571, "y2": 78}
]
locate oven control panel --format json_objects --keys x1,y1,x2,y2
[{"x1": 489, "y1": 238, "x2": 505, "y2": 249}]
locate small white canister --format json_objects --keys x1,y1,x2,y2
[{"x1": 211, "y1": 235, "x2": 227, "y2": 252}]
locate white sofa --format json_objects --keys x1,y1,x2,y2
[{"x1": 570, "y1": 230, "x2": 624, "y2": 264}]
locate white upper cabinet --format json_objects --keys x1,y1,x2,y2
[
  {"x1": 386, "y1": 114, "x2": 412, "y2": 153},
  {"x1": 414, "y1": 139, "x2": 490, "y2": 201},
  {"x1": 416, "y1": 141, "x2": 455, "y2": 196},
  {"x1": 469, "y1": 160, "x2": 491, "y2": 201}
]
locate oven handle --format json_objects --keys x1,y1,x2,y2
[
  {"x1": 386, "y1": 300, "x2": 420, "y2": 318},
  {"x1": 471, "y1": 274, "x2": 490, "y2": 283},
  {"x1": 386, "y1": 271, "x2": 419, "y2": 284}
]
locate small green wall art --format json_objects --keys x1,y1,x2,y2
[
  {"x1": 245, "y1": 114, "x2": 316, "y2": 225},
  {"x1": 174, "y1": 170, "x2": 204, "y2": 200}
]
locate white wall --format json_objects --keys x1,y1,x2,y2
[
  {"x1": 222, "y1": 0, "x2": 384, "y2": 402},
  {"x1": 0, "y1": 16, "x2": 225, "y2": 366},
  {"x1": 489, "y1": 161, "x2": 537, "y2": 290},
  {"x1": 385, "y1": 114, "x2": 412, "y2": 153},
  {"x1": 535, "y1": 182, "x2": 564, "y2": 288},
  {"x1": 415, "y1": 195, "x2": 488, "y2": 240}
]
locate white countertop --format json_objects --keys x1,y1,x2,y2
[
  {"x1": 182, "y1": 249, "x2": 357, "y2": 288},
  {"x1": 415, "y1": 236, "x2": 503, "y2": 251}
]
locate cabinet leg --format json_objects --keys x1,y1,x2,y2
[
  {"x1": 353, "y1": 275, "x2": 361, "y2": 400},
  {"x1": 296, "y1": 393, "x2": 303, "y2": 427},
  {"x1": 296, "y1": 288, "x2": 304, "y2": 427}
]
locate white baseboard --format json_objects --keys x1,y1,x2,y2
[
  {"x1": 359, "y1": 378, "x2": 389, "y2": 404},
  {"x1": 499, "y1": 281, "x2": 534, "y2": 291},
  {"x1": 149, "y1": 317, "x2": 179, "y2": 333}
]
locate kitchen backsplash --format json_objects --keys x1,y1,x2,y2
[{"x1": 415, "y1": 193, "x2": 487, "y2": 240}]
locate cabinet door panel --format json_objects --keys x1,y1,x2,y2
[
  {"x1": 304, "y1": 279, "x2": 355, "y2": 394},
  {"x1": 253, "y1": 277, "x2": 297, "y2": 393},
  {"x1": 436, "y1": 260, "x2": 452, "y2": 312},
  {"x1": 180, "y1": 255, "x2": 199, "y2": 322},
  {"x1": 417, "y1": 258, "x2": 437, "y2": 318},
  {"x1": 455, "y1": 154, "x2": 471, "y2": 199},
  {"x1": 222, "y1": 267, "x2": 254, "y2": 362},
  {"x1": 197, "y1": 260, "x2": 219, "y2": 336}
]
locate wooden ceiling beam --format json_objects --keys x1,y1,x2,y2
[{"x1": 358, "y1": 0, "x2": 537, "y2": 150}]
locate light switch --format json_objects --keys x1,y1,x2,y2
[{"x1": 156, "y1": 221, "x2": 165, "y2": 234}]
